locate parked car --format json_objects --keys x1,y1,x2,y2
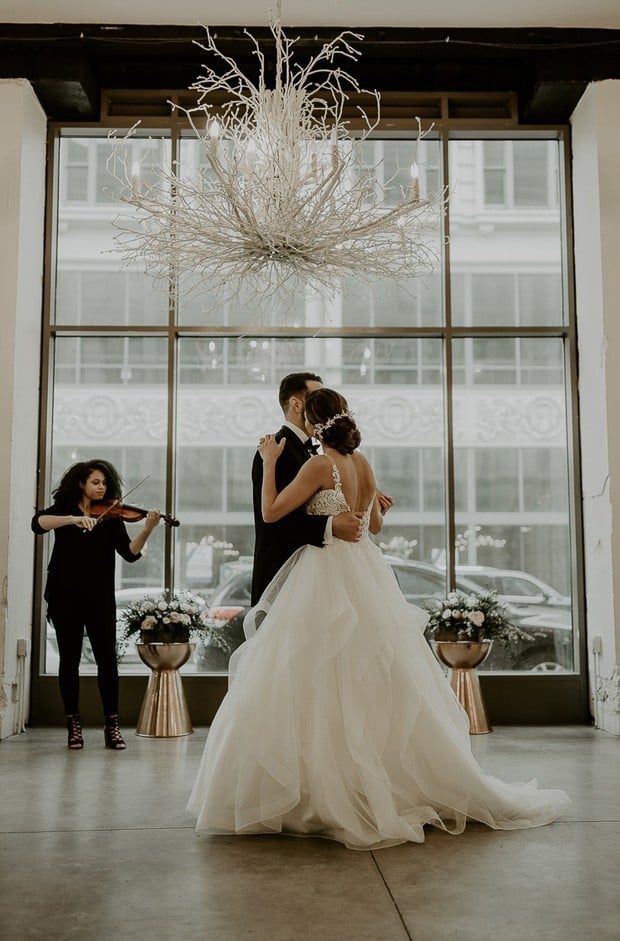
[
  {"x1": 451, "y1": 565, "x2": 573, "y2": 671},
  {"x1": 514, "y1": 611, "x2": 573, "y2": 671},
  {"x1": 196, "y1": 563, "x2": 253, "y2": 672},
  {"x1": 454, "y1": 566, "x2": 571, "y2": 617},
  {"x1": 384, "y1": 557, "x2": 484, "y2": 609},
  {"x1": 195, "y1": 557, "x2": 572, "y2": 673}
]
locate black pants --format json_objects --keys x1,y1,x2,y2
[{"x1": 48, "y1": 598, "x2": 119, "y2": 717}]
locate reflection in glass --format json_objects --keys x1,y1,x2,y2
[
  {"x1": 56, "y1": 136, "x2": 170, "y2": 326},
  {"x1": 43, "y1": 336, "x2": 169, "y2": 675},
  {"x1": 43, "y1": 133, "x2": 579, "y2": 687},
  {"x1": 449, "y1": 139, "x2": 564, "y2": 327},
  {"x1": 175, "y1": 337, "x2": 445, "y2": 672},
  {"x1": 452, "y1": 337, "x2": 574, "y2": 672}
]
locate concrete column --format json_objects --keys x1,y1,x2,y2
[
  {"x1": 0, "y1": 80, "x2": 46, "y2": 739},
  {"x1": 571, "y1": 80, "x2": 620, "y2": 734}
]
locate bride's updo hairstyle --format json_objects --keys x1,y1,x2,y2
[{"x1": 305, "y1": 389, "x2": 361, "y2": 455}]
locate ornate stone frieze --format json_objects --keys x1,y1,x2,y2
[
  {"x1": 454, "y1": 392, "x2": 565, "y2": 446},
  {"x1": 54, "y1": 392, "x2": 167, "y2": 444},
  {"x1": 52, "y1": 385, "x2": 567, "y2": 448}
]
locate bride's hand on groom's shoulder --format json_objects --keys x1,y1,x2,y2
[{"x1": 258, "y1": 434, "x2": 285, "y2": 463}]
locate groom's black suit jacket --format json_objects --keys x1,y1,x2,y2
[{"x1": 251, "y1": 425, "x2": 328, "y2": 605}]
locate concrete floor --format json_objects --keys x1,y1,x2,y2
[{"x1": 1, "y1": 725, "x2": 619, "y2": 941}]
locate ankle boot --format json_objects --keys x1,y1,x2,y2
[
  {"x1": 104, "y1": 714, "x2": 126, "y2": 750},
  {"x1": 66, "y1": 714, "x2": 83, "y2": 749}
]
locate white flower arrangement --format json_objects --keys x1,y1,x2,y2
[
  {"x1": 424, "y1": 590, "x2": 535, "y2": 648},
  {"x1": 119, "y1": 589, "x2": 231, "y2": 652}
]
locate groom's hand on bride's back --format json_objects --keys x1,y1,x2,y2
[{"x1": 333, "y1": 512, "x2": 364, "y2": 542}]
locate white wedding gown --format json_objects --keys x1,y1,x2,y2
[{"x1": 187, "y1": 460, "x2": 570, "y2": 850}]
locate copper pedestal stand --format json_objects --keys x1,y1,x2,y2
[
  {"x1": 135, "y1": 643, "x2": 195, "y2": 737},
  {"x1": 430, "y1": 640, "x2": 493, "y2": 734}
]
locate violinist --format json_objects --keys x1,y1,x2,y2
[{"x1": 31, "y1": 459, "x2": 161, "y2": 751}]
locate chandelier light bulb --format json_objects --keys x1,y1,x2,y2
[
  {"x1": 410, "y1": 162, "x2": 420, "y2": 201},
  {"x1": 244, "y1": 137, "x2": 257, "y2": 173},
  {"x1": 130, "y1": 159, "x2": 141, "y2": 195}
]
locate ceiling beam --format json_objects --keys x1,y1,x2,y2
[{"x1": 0, "y1": 24, "x2": 619, "y2": 122}]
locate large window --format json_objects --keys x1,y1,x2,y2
[
  {"x1": 38, "y1": 128, "x2": 579, "y2": 682},
  {"x1": 480, "y1": 140, "x2": 559, "y2": 209}
]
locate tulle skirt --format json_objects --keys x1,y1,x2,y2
[{"x1": 187, "y1": 538, "x2": 570, "y2": 850}]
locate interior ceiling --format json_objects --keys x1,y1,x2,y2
[
  {"x1": 3, "y1": 0, "x2": 620, "y2": 28},
  {"x1": 1, "y1": 1, "x2": 620, "y2": 123}
]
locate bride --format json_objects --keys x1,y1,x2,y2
[{"x1": 187, "y1": 388, "x2": 569, "y2": 850}]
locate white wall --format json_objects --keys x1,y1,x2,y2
[
  {"x1": 0, "y1": 80, "x2": 46, "y2": 739},
  {"x1": 571, "y1": 80, "x2": 620, "y2": 733}
]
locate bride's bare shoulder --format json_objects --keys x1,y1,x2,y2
[
  {"x1": 352, "y1": 450, "x2": 372, "y2": 470},
  {"x1": 308, "y1": 453, "x2": 337, "y2": 480}
]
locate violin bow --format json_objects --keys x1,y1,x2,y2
[{"x1": 87, "y1": 475, "x2": 151, "y2": 529}]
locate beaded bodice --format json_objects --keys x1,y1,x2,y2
[{"x1": 305, "y1": 456, "x2": 372, "y2": 536}]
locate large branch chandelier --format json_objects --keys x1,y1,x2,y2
[{"x1": 110, "y1": 7, "x2": 441, "y2": 318}]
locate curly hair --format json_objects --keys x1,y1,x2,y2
[
  {"x1": 304, "y1": 388, "x2": 361, "y2": 455},
  {"x1": 52, "y1": 459, "x2": 123, "y2": 509}
]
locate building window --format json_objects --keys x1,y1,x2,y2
[
  {"x1": 40, "y1": 128, "x2": 578, "y2": 679},
  {"x1": 481, "y1": 140, "x2": 559, "y2": 210}
]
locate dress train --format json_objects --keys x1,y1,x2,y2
[{"x1": 187, "y1": 534, "x2": 569, "y2": 850}]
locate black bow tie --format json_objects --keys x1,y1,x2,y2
[{"x1": 304, "y1": 440, "x2": 320, "y2": 455}]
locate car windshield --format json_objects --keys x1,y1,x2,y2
[
  {"x1": 500, "y1": 576, "x2": 547, "y2": 597},
  {"x1": 461, "y1": 574, "x2": 497, "y2": 592},
  {"x1": 210, "y1": 571, "x2": 252, "y2": 607},
  {"x1": 391, "y1": 567, "x2": 444, "y2": 597}
]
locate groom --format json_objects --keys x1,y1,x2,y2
[{"x1": 250, "y1": 372, "x2": 366, "y2": 606}]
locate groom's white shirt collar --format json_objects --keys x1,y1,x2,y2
[{"x1": 282, "y1": 419, "x2": 309, "y2": 444}]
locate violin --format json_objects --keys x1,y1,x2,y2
[{"x1": 89, "y1": 500, "x2": 180, "y2": 528}]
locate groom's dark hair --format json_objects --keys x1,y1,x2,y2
[{"x1": 278, "y1": 372, "x2": 322, "y2": 411}]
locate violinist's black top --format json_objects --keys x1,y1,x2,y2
[{"x1": 31, "y1": 504, "x2": 141, "y2": 606}]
